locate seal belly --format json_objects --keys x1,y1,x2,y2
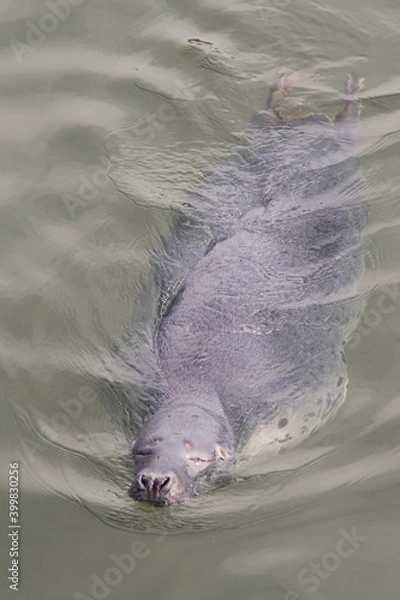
[{"x1": 157, "y1": 195, "x2": 366, "y2": 447}]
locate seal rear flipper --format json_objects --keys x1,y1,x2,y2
[
  {"x1": 266, "y1": 68, "x2": 299, "y2": 113},
  {"x1": 334, "y1": 71, "x2": 365, "y2": 143}
]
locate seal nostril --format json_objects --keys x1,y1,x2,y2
[
  {"x1": 137, "y1": 474, "x2": 150, "y2": 490},
  {"x1": 160, "y1": 476, "x2": 171, "y2": 489}
]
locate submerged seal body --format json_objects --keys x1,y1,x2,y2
[{"x1": 129, "y1": 71, "x2": 367, "y2": 504}]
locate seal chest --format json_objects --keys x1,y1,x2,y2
[{"x1": 127, "y1": 71, "x2": 366, "y2": 504}]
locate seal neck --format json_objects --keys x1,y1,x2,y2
[
  {"x1": 152, "y1": 384, "x2": 235, "y2": 454},
  {"x1": 165, "y1": 379, "x2": 225, "y2": 414}
]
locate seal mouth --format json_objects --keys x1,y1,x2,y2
[{"x1": 129, "y1": 470, "x2": 190, "y2": 505}]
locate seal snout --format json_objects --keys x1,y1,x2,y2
[{"x1": 130, "y1": 469, "x2": 183, "y2": 504}]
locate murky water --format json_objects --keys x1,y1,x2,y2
[{"x1": 1, "y1": 1, "x2": 400, "y2": 599}]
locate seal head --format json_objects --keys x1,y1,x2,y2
[{"x1": 129, "y1": 396, "x2": 234, "y2": 504}]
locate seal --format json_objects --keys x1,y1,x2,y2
[{"x1": 128, "y1": 71, "x2": 367, "y2": 504}]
